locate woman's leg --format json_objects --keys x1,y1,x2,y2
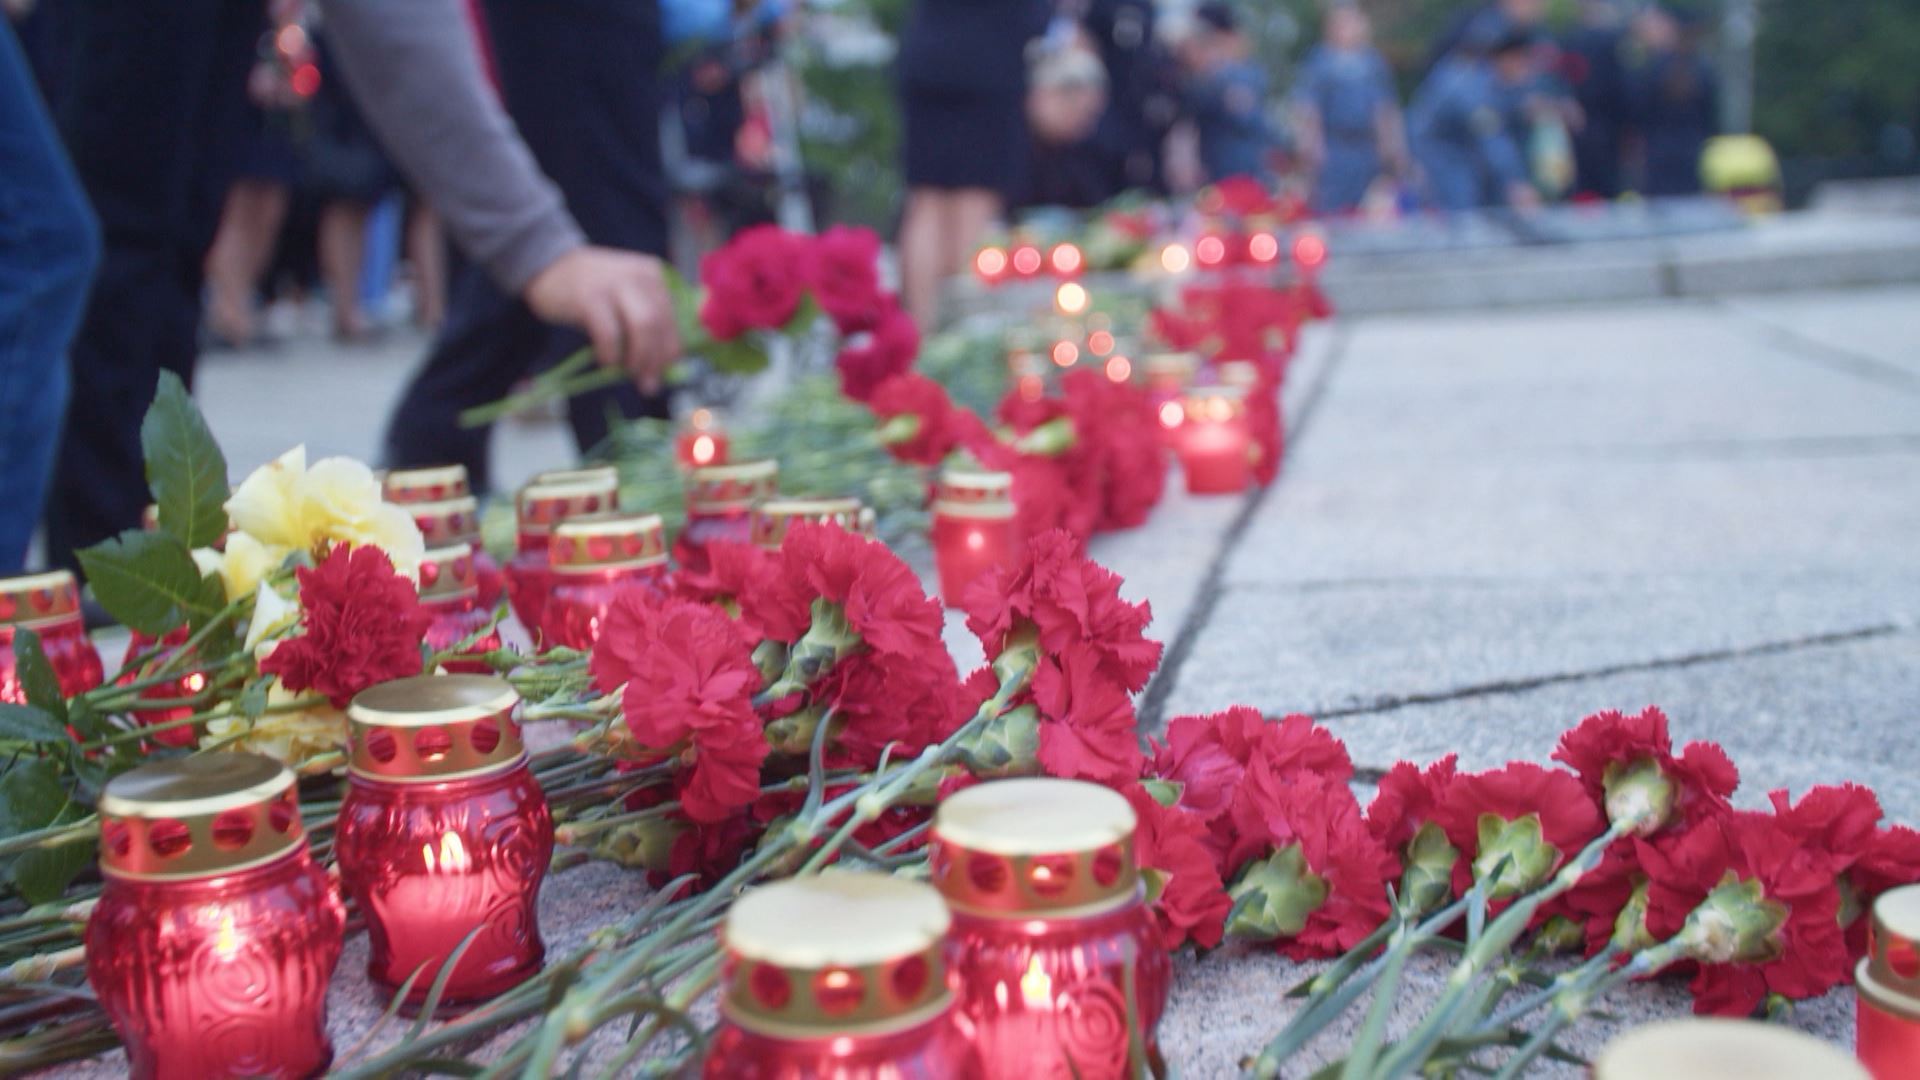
[
  {"x1": 318, "y1": 199, "x2": 371, "y2": 340},
  {"x1": 898, "y1": 187, "x2": 949, "y2": 332},
  {"x1": 204, "y1": 179, "x2": 288, "y2": 345},
  {"x1": 945, "y1": 187, "x2": 1002, "y2": 277},
  {"x1": 404, "y1": 197, "x2": 446, "y2": 329}
]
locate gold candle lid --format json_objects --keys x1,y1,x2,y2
[
  {"x1": 0, "y1": 570, "x2": 82, "y2": 629},
  {"x1": 549, "y1": 513, "x2": 668, "y2": 574},
  {"x1": 932, "y1": 469, "x2": 1015, "y2": 521},
  {"x1": 1859, "y1": 884, "x2": 1920, "y2": 1019},
  {"x1": 1217, "y1": 360, "x2": 1262, "y2": 389},
  {"x1": 1144, "y1": 352, "x2": 1198, "y2": 380},
  {"x1": 418, "y1": 544, "x2": 481, "y2": 604},
  {"x1": 931, "y1": 778, "x2": 1139, "y2": 918},
  {"x1": 407, "y1": 495, "x2": 481, "y2": 548},
  {"x1": 347, "y1": 675, "x2": 525, "y2": 783},
  {"x1": 722, "y1": 871, "x2": 953, "y2": 1038},
  {"x1": 98, "y1": 753, "x2": 306, "y2": 880},
  {"x1": 748, "y1": 495, "x2": 874, "y2": 551},
  {"x1": 1593, "y1": 1019, "x2": 1869, "y2": 1079},
  {"x1": 686, "y1": 459, "x2": 778, "y2": 513},
  {"x1": 517, "y1": 471, "x2": 619, "y2": 535},
  {"x1": 383, "y1": 464, "x2": 471, "y2": 505}
]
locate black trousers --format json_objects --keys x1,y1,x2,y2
[
  {"x1": 383, "y1": 0, "x2": 672, "y2": 492},
  {"x1": 39, "y1": 0, "x2": 259, "y2": 570}
]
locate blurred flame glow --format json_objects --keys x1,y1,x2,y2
[
  {"x1": 1087, "y1": 330, "x2": 1115, "y2": 356},
  {"x1": 1196, "y1": 236, "x2": 1228, "y2": 266},
  {"x1": 1105, "y1": 355, "x2": 1132, "y2": 382},
  {"x1": 975, "y1": 247, "x2": 1008, "y2": 279},
  {"x1": 423, "y1": 831, "x2": 471, "y2": 874},
  {"x1": 1248, "y1": 233, "x2": 1280, "y2": 263},
  {"x1": 1049, "y1": 243, "x2": 1083, "y2": 275},
  {"x1": 1020, "y1": 956, "x2": 1052, "y2": 1006},
  {"x1": 1160, "y1": 244, "x2": 1191, "y2": 274},
  {"x1": 1011, "y1": 246, "x2": 1043, "y2": 275},
  {"x1": 1055, "y1": 282, "x2": 1089, "y2": 315},
  {"x1": 691, "y1": 435, "x2": 717, "y2": 465},
  {"x1": 1051, "y1": 341, "x2": 1079, "y2": 367},
  {"x1": 1293, "y1": 233, "x2": 1328, "y2": 270},
  {"x1": 1159, "y1": 402, "x2": 1185, "y2": 429}
]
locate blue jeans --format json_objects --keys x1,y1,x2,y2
[{"x1": 0, "y1": 22, "x2": 98, "y2": 571}]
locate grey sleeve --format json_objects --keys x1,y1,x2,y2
[{"x1": 317, "y1": 0, "x2": 584, "y2": 295}]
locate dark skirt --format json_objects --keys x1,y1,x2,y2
[{"x1": 901, "y1": 89, "x2": 1027, "y2": 195}]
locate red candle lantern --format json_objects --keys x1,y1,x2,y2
[
  {"x1": 505, "y1": 466, "x2": 619, "y2": 633},
  {"x1": 86, "y1": 754, "x2": 344, "y2": 1080},
  {"x1": 930, "y1": 469, "x2": 1017, "y2": 608},
  {"x1": 1597, "y1": 1020, "x2": 1868, "y2": 1079},
  {"x1": 1142, "y1": 353, "x2": 1197, "y2": 415},
  {"x1": 1857, "y1": 885, "x2": 1920, "y2": 1077},
  {"x1": 542, "y1": 513, "x2": 669, "y2": 650},
  {"x1": 119, "y1": 508, "x2": 210, "y2": 744},
  {"x1": 1175, "y1": 386, "x2": 1252, "y2": 495},
  {"x1": 381, "y1": 463, "x2": 470, "y2": 505},
  {"x1": 400, "y1": 494, "x2": 504, "y2": 611},
  {"x1": 1007, "y1": 346, "x2": 1049, "y2": 403},
  {"x1": 931, "y1": 778, "x2": 1170, "y2": 1079},
  {"x1": 674, "y1": 459, "x2": 778, "y2": 573},
  {"x1": 675, "y1": 407, "x2": 731, "y2": 470},
  {"x1": 749, "y1": 495, "x2": 875, "y2": 553},
  {"x1": 419, "y1": 544, "x2": 502, "y2": 672},
  {"x1": 337, "y1": 675, "x2": 552, "y2": 1007},
  {"x1": 0, "y1": 570, "x2": 102, "y2": 704},
  {"x1": 704, "y1": 871, "x2": 979, "y2": 1078}
]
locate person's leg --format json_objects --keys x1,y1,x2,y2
[
  {"x1": 318, "y1": 200, "x2": 371, "y2": 340},
  {"x1": 0, "y1": 23, "x2": 99, "y2": 570},
  {"x1": 404, "y1": 197, "x2": 446, "y2": 329},
  {"x1": 899, "y1": 188, "x2": 948, "y2": 332},
  {"x1": 945, "y1": 187, "x2": 1002, "y2": 277},
  {"x1": 204, "y1": 179, "x2": 288, "y2": 345}
]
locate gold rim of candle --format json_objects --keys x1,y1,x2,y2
[
  {"x1": 383, "y1": 463, "x2": 471, "y2": 502},
  {"x1": 549, "y1": 512, "x2": 668, "y2": 573},
  {"x1": 931, "y1": 778, "x2": 1140, "y2": 917},
  {"x1": 1593, "y1": 1018, "x2": 1870, "y2": 1079},
  {"x1": 347, "y1": 675, "x2": 526, "y2": 782},
  {"x1": 98, "y1": 753, "x2": 307, "y2": 880}
]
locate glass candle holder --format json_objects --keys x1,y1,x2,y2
[
  {"x1": 930, "y1": 778, "x2": 1169, "y2": 1080},
  {"x1": 675, "y1": 459, "x2": 778, "y2": 573},
  {"x1": 118, "y1": 627, "x2": 200, "y2": 748},
  {"x1": 543, "y1": 513, "x2": 669, "y2": 650},
  {"x1": 381, "y1": 463, "x2": 471, "y2": 505},
  {"x1": 505, "y1": 467, "x2": 619, "y2": 633},
  {"x1": 86, "y1": 754, "x2": 345, "y2": 1080},
  {"x1": 675, "y1": 407, "x2": 730, "y2": 469},
  {"x1": 400, "y1": 494, "x2": 504, "y2": 612},
  {"x1": 1141, "y1": 353, "x2": 1197, "y2": 442},
  {"x1": 749, "y1": 495, "x2": 875, "y2": 553},
  {"x1": 1596, "y1": 1019, "x2": 1868, "y2": 1079},
  {"x1": 419, "y1": 545, "x2": 502, "y2": 673},
  {"x1": 1175, "y1": 386, "x2": 1252, "y2": 495},
  {"x1": 704, "y1": 871, "x2": 979, "y2": 1079},
  {"x1": 337, "y1": 675, "x2": 552, "y2": 1007},
  {"x1": 1857, "y1": 885, "x2": 1920, "y2": 1078},
  {"x1": 930, "y1": 470, "x2": 1018, "y2": 608},
  {"x1": 0, "y1": 570, "x2": 103, "y2": 705}
]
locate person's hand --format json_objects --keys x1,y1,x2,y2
[{"x1": 523, "y1": 246, "x2": 681, "y2": 394}]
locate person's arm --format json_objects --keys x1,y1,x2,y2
[{"x1": 318, "y1": 0, "x2": 677, "y2": 386}]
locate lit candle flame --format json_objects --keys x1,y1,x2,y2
[
  {"x1": 423, "y1": 831, "x2": 471, "y2": 874},
  {"x1": 1019, "y1": 956, "x2": 1052, "y2": 1006},
  {"x1": 966, "y1": 530, "x2": 985, "y2": 552},
  {"x1": 213, "y1": 910, "x2": 239, "y2": 961},
  {"x1": 690, "y1": 435, "x2": 716, "y2": 465}
]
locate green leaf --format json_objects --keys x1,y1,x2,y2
[
  {"x1": 12, "y1": 629, "x2": 67, "y2": 725},
  {"x1": 76, "y1": 528, "x2": 224, "y2": 637},
  {"x1": 0, "y1": 704, "x2": 66, "y2": 746},
  {"x1": 0, "y1": 760, "x2": 93, "y2": 901},
  {"x1": 663, "y1": 264, "x2": 701, "y2": 335},
  {"x1": 696, "y1": 333, "x2": 770, "y2": 376},
  {"x1": 62, "y1": 695, "x2": 108, "y2": 742},
  {"x1": 238, "y1": 678, "x2": 269, "y2": 720},
  {"x1": 11, "y1": 826, "x2": 91, "y2": 904},
  {"x1": 141, "y1": 370, "x2": 230, "y2": 549}
]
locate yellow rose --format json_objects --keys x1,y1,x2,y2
[
  {"x1": 213, "y1": 533, "x2": 290, "y2": 603},
  {"x1": 200, "y1": 680, "x2": 346, "y2": 766},
  {"x1": 223, "y1": 445, "x2": 424, "y2": 586}
]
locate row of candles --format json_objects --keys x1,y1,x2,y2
[
  {"x1": 80, "y1": 675, "x2": 1920, "y2": 1079},
  {"x1": 971, "y1": 224, "x2": 1329, "y2": 287}
]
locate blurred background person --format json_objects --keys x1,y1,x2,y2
[
  {"x1": 1424, "y1": 0, "x2": 1547, "y2": 76},
  {"x1": 1626, "y1": 4, "x2": 1717, "y2": 198},
  {"x1": 1074, "y1": 0, "x2": 1178, "y2": 197},
  {"x1": 1178, "y1": 1, "x2": 1274, "y2": 184},
  {"x1": 896, "y1": 0, "x2": 1047, "y2": 331},
  {"x1": 1559, "y1": 0, "x2": 1628, "y2": 200},
  {"x1": 0, "y1": 13, "x2": 97, "y2": 571},
  {"x1": 1408, "y1": 27, "x2": 1540, "y2": 212},
  {"x1": 1290, "y1": 4, "x2": 1406, "y2": 214},
  {"x1": 1022, "y1": 40, "x2": 1112, "y2": 208}
]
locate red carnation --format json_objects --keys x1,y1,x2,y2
[
  {"x1": 1148, "y1": 307, "x2": 1212, "y2": 352},
  {"x1": 667, "y1": 811, "x2": 760, "y2": 893},
  {"x1": 1061, "y1": 370, "x2": 1166, "y2": 531},
  {"x1": 1847, "y1": 825, "x2": 1920, "y2": 954},
  {"x1": 1031, "y1": 642, "x2": 1146, "y2": 785},
  {"x1": 808, "y1": 225, "x2": 886, "y2": 334},
  {"x1": 1767, "y1": 783, "x2": 1914, "y2": 955},
  {"x1": 1553, "y1": 706, "x2": 1739, "y2": 836},
  {"x1": 870, "y1": 374, "x2": 974, "y2": 467},
  {"x1": 1435, "y1": 762, "x2": 1606, "y2": 901},
  {"x1": 780, "y1": 522, "x2": 944, "y2": 659},
  {"x1": 260, "y1": 544, "x2": 435, "y2": 708},
  {"x1": 836, "y1": 303, "x2": 919, "y2": 403},
  {"x1": 1209, "y1": 175, "x2": 1275, "y2": 217},
  {"x1": 671, "y1": 540, "x2": 811, "y2": 643},
  {"x1": 1122, "y1": 785, "x2": 1231, "y2": 950},
  {"x1": 1639, "y1": 811, "x2": 1850, "y2": 1015},
  {"x1": 589, "y1": 592, "x2": 768, "y2": 823},
  {"x1": 994, "y1": 386, "x2": 1105, "y2": 540},
  {"x1": 1366, "y1": 754, "x2": 1459, "y2": 858},
  {"x1": 1154, "y1": 708, "x2": 1352, "y2": 871},
  {"x1": 1244, "y1": 373, "x2": 1284, "y2": 486},
  {"x1": 814, "y1": 646, "x2": 963, "y2": 769},
  {"x1": 1229, "y1": 762, "x2": 1399, "y2": 960},
  {"x1": 961, "y1": 529, "x2": 1161, "y2": 691},
  {"x1": 699, "y1": 225, "x2": 809, "y2": 340}
]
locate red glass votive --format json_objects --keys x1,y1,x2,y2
[
  {"x1": 930, "y1": 469, "x2": 1017, "y2": 608},
  {"x1": 674, "y1": 459, "x2": 778, "y2": 573},
  {"x1": 704, "y1": 871, "x2": 980, "y2": 1079},
  {"x1": 542, "y1": 513, "x2": 670, "y2": 650},
  {"x1": 118, "y1": 627, "x2": 200, "y2": 747},
  {"x1": 1857, "y1": 885, "x2": 1920, "y2": 1078},
  {"x1": 419, "y1": 544, "x2": 502, "y2": 673},
  {"x1": 0, "y1": 570, "x2": 103, "y2": 705},
  {"x1": 931, "y1": 778, "x2": 1170, "y2": 1080},
  {"x1": 86, "y1": 754, "x2": 344, "y2": 1080},
  {"x1": 337, "y1": 675, "x2": 552, "y2": 1007},
  {"x1": 1176, "y1": 386, "x2": 1253, "y2": 495},
  {"x1": 749, "y1": 495, "x2": 875, "y2": 553},
  {"x1": 398, "y1": 494, "x2": 504, "y2": 611},
  {"x1": 675, "y1": 407, "x2": 731, "y2": 469},
  {"x1": 504, "y1": 467, "x2": 619, "y2": 633}
]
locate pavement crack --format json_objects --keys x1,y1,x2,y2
[
  {"x1": 1139, "y1": 326, "x2": 1354, "y2": 733},
  {"x1": 1316, "y1": 622, "x2": 1910, "y2": 722},
  {"x1": 1717, "y1": 300, "x2": 1920, "y2": 397}
]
